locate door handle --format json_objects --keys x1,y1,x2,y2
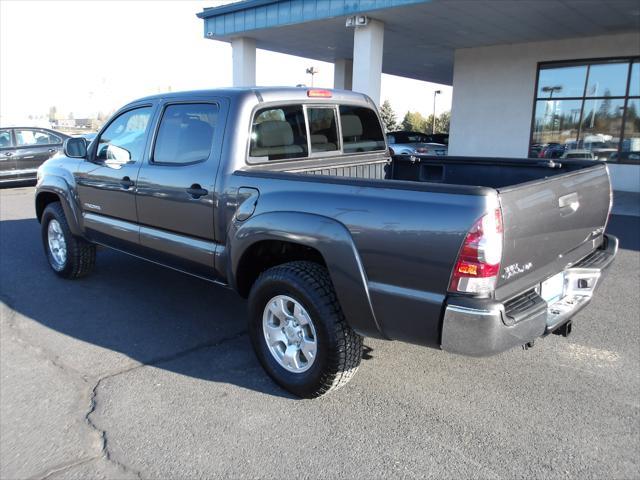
[
  {"x1": 120, "y1": 176, "x2": 135, "y2": 189},
  {"x1": 3, "y1": 152, "x2": 13, "y2": 157},
  {"x1": 48, "y1": 148, "x2": 56, "y2": 153},
  {"x1": 186, "y1": 184, "x2": 208, "y2": 199}
]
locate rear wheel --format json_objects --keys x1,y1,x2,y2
[
  {"x1": 41, "y1": 202, "x2": 95, "y2": 279},
  {"x1": 248, "y1": 261, "x2": 363, "y2": 398}
]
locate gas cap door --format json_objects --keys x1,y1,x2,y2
[{"x1": 236, "y1": 187, "x2": 260, "y2": 221}]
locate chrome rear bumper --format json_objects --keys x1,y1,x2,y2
[{"x1": 440, "y1": 235, "x2": 618, "y2": 357}]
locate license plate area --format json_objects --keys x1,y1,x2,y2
[{"x1": 540, "y1": 272, "x2": 565, "y2": 304}]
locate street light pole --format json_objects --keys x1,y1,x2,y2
[
  {"x1": 306, "y1": 67, "x2": 319, "y2": 87},
  {"x1": 432, "y1": 90, "x2": 441, "y2": 134}
]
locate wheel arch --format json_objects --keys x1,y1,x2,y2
[
  {"x1": 35, "y1": 177, "x2": 82, "y2": 236},
  {"x1": 228, "y1": 211, "x2": 384, "y2": 339}
]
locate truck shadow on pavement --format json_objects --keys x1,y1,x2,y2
[
  {"x1": 3, "y1": 216, "x2": 635, "y2": 399},
  {"x1": 2, "y1": 218, "x2": 375, "y2": 399}
]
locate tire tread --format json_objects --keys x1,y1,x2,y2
[
  {"x1": 253, "y1": 261, "x2": 363, "y2": 397},
  {"x1": 43, "y1": 202, "x2": 95, "y2": 279}
]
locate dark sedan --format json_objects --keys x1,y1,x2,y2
[{"x1": 0, "y1": 127, "x2": 71, "y2": 184}]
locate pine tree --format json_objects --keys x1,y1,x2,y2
[{"x1": 379, "y1": 100, "x2": 398, "y2": 132}]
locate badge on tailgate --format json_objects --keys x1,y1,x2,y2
[{"x1": 558, "y1": 192, "x2": 580, "y2": 214}]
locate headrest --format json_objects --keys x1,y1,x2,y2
[
  {"x1": 257, "y1": 120, "x2": 294, "y2": 147},
  {"x1": 341, "y1": 115, "x2": 363, "y2": 137},
  {"x1": 310, "y1": 134, "x2": 328, "y2": 144}
]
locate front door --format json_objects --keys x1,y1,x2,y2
[
  {"x1": 135, "y1": 100, "x2": 225, "y2": 278},
  {"x1": 75, "y1": 104, "x2": 155, "y2": 249}
]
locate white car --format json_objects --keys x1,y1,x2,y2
[{"x1": 561, "y1": 149, "x2": 596, "y2": 159}]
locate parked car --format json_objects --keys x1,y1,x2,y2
[
  {"x1": 538, "y1": 143, "x2": 566, "y2": 159},
  {"x1": 528, "y1": 143, "x2": 545, "y2": 158},
  {"x1": 0, "y1": 127, "x2": 71, "y2": 184},
  {"x1": 561, "y1": 149, "x2": 596, "y2": 159},
  {"x1": 35, "y1": 88, "x2": 617, "y2": 398},
  {"x1": 563, "y1": 140, "x2": 618, "y2": 161},
  {"x1": 424, "y1": 133, "x2": 449, "y2": 145},
  {"x1": 387, "y1": 131, "x2": 447, "y2": 155}
]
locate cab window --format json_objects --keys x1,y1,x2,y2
[
  {"x1": 308, "y1": 107, "x2": 339, "y2": 154},
  {"x1": 96, "y1": 107, "x2": 152, "y2": 165},
  {"x1": 338, "y1": 106, "x2": 386, "y2": 153}
]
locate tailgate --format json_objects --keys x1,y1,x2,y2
[{"x1": 495, "y1": 164, "x2": 611, "y2": 300}]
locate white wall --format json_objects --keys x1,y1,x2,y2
[{"x1": 448, "y1": 32, "x2": 640, "y2": 191}]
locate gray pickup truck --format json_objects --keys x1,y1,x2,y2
[{"x1": 35, "y1": 87, "x2": 617, "y2": 398}]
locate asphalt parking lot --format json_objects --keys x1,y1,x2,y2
[{"x1": 1, "y1": 186, "x2": 639, "y2": 480}]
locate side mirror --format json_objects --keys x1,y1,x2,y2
[{"x1": 64, "y1": 137, "x2": 87, "y2": 158}]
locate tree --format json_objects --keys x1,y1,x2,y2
[
  {"x1": 401, "y1": 111, "x2": 428, "y2": 132},
  {"x1": 435, "y1": 111, "x2": 451, "y2": 133},
  {"x1": 379, "y1": 100, "x2": 398, "y2": 132},
  {"x1": 48, "y1": 106, "x2": 57, "y2": 122}
]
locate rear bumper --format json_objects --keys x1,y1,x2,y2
[{"x1": 440, "y1": 234, "x2": 618, "y2": 357}]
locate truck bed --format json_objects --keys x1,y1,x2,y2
[
  {"x1": 248, "y1": 153, "x2": 611, "y2": 305},
  {"x1": 278, "y1": 154, "x2": 598, "y2": 190}
]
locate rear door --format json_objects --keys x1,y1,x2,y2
[
  {"x1": 135, "y1": 98, "x2": 227, "y2": 278},
  {"x1": 0, "y1": 129, "x2": 17, "y2": 182},
  {"x1": 13, "y1": 129, "x2": 63, "y2": 178},
  {"x1": 495, "y1": 163, "x2": 611, "y2": 300}
]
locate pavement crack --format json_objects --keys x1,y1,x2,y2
[
  {"x1": 85, "y1": 377, "x2": 143, "y2": 480},
  {"x1": 83, "y1": 330, "x2": 247, "y2": 479},
  {"x1": 3, "y1": 289, "x2": 247, "y2": 480}
]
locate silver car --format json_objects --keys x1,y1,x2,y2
[{"x1": 387, "y1": 131, "x2": 447, "y2": 156}]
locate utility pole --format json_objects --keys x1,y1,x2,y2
[
  {"x1": 306, "y1": 67, "x2": 319, "y2": 87},
  {"x1": 432, "y1": 90, "x2": 441, "y2": 134}
]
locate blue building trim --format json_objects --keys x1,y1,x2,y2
[{"x1": 198, "y1": 0, "x2": 429, "y2": 37}]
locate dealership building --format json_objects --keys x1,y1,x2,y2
[{"x1": 197, "y1": 0, "x2": 640, "y2": 192}]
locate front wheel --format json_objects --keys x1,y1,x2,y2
[
  {"x1": 248, "y1": 261, "x2": 363, "y2": 398},
  {"x1": 41, "y1": 202, "x2": 96, "y2": 279}
]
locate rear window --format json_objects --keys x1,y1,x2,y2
[
  {"x1": 308, "y1": 107, "x2": 339, "y2": 154},
  {"x1": 248, "y1": 103, "x2": 385, "y2": 163},
  {"x1": 338, "y1": 106, "x2": 386, "y2": 153},
  {"x1": 249, "y1": 105, "x2": 308, "y2": 162}
]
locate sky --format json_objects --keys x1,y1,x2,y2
[{"x1": 0, "y1": 0, "x2": 452, "y2": 125}]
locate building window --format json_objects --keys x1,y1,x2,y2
[{"x1": 530, "y1": 58, "x2": 640, "y2": 164}]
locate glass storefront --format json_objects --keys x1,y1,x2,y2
[{"x1": 530, "y1": 58, "x2": 640, "y2": 163}]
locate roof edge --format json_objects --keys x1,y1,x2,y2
[{"x1": 196, "y1": 0, "x2": 279, "y2": 19}]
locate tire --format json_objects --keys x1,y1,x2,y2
[
  {"x1": 41, "y1": 202, "x2": 96, "y2": 279},
  {"x1": 248, "y1": 261, "x2": 363, "y2": 398}
]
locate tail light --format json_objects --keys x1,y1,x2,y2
[
  {"x1": 416, "y1": 147, "x2": 428, "y2": 153},
  {"x1": 449, "y1": 208, "x2": 503, "y2": 295}
]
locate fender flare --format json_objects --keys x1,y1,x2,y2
[
  {"x1": 35, "y1": 175, "x2": 83, "y2": 236},
  {"x1": 228, "y1": 211, "x2": 385, "y2": 339}
]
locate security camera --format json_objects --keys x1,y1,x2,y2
[{"x1": 346, "y1": 15, "x2": 369, "y2": 27}]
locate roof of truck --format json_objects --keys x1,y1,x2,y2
[{"x1": 130, "y1": 86, "x2": 371, "y2": 105}]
